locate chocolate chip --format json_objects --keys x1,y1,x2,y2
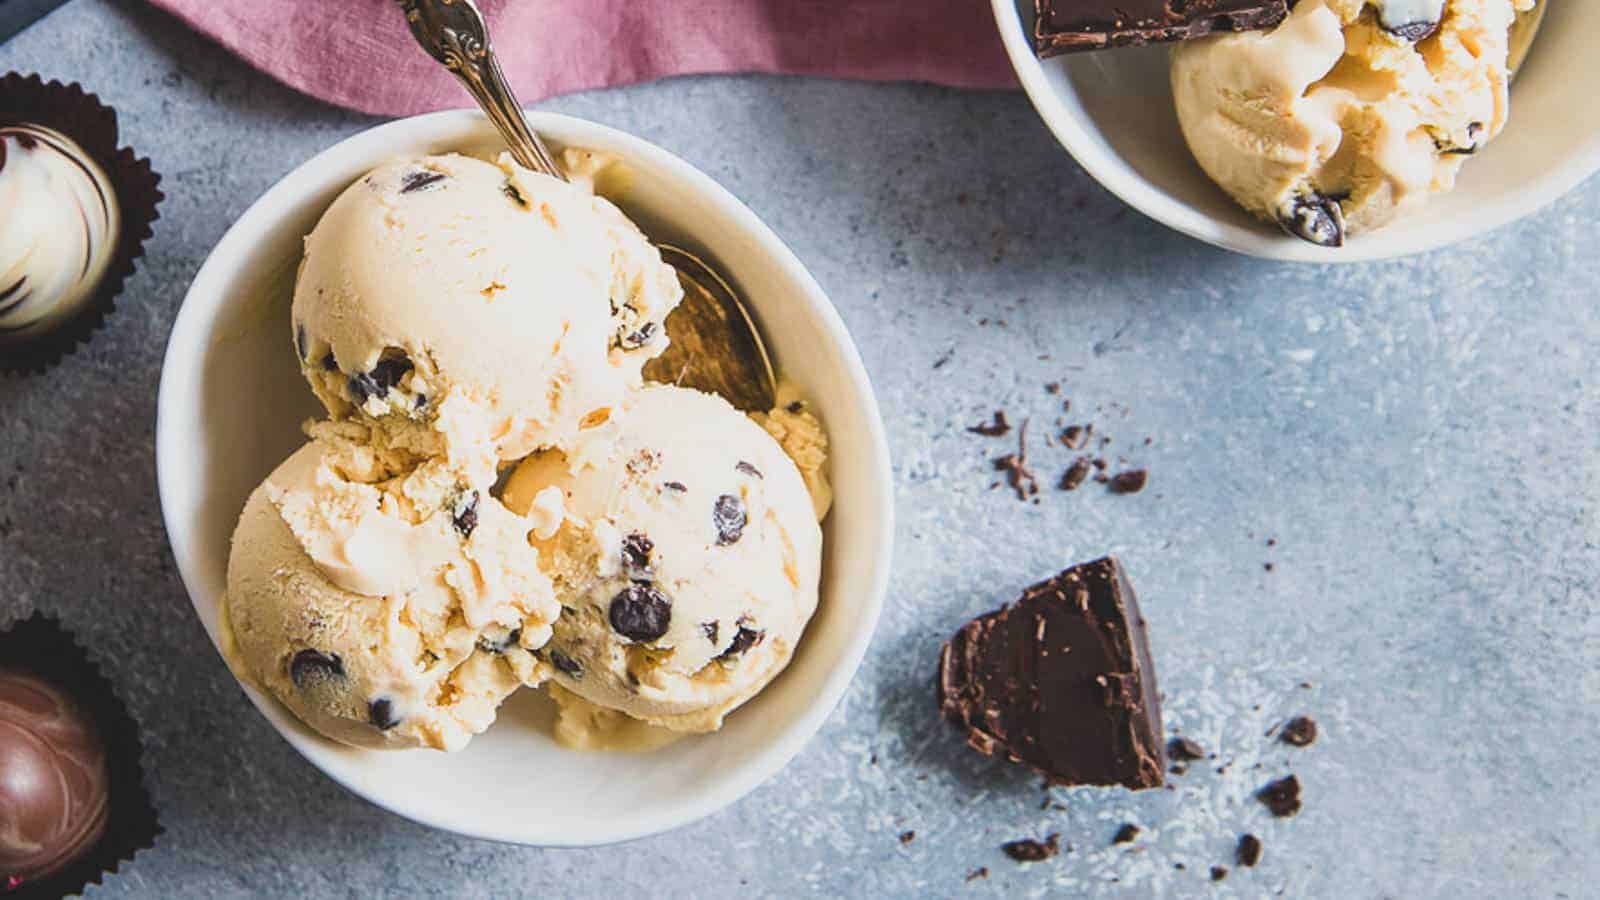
[
  {"x1": 620, "y1": 321, "x2": 657, "y2": 349},
  {"x1": 622, "y1": 532, "x2": 654, "y2": 577},
  {"x1": 1237, "y1": 834, "x2": 1263, "y2": 867},
  {"x1": 663, "y1": 481, "x2": 687, "y2": 493},
  {"x1": 1059, "y1": 457, "x2": 1092, "y2": 491},
  {"x1": 348, "y1": 372, "x2": 381, "y2": 405},
  {"x1": 1210, "y1": 866, "x2": 1229, "y2": 882},
  {"x1": 1280, "y1": 715, "x2": 1318, "y2": 747},
  {"x1": 399, "y1": 169, "x2": 447, "y2": 193},
  {"x1": 477, "y1": 628, "x2": 522, "y2": 654},
  {"x1": 1385, "y1": 18, "x2": 1439, "y2": 42},
  {"x1": 453, "y1": 491, "x2": 480, "y2": 538},
  {"x1": 369, "y1": 351, "x2": 413, "y2": 392},
  {"x1": 701, "y1": 621, "x2": 719, "y2": 644},
  {"x1": 968, "y1": 411, "x2": 1011, "y2": 437},
  {"x1": 502, "y1": 180, "x2": 526, "y2": 207},
  {"x1": 1001, "y1": 833, "x2": 1059, "y2": 862},
  {"x1": 713, "y1": 494, "x2": 747, "y2": 545},
  {"x1": 289, "y1": 649, "x2": 344, "y2": 688},
  {"x1": 898, "y1": 830, "x2": 915, "y2": 844},
  {"x1": 717, "y1": 623, "x2": 765, "y2": 660},
  {"x1": 609, "y1": 583, "x2": 672, "y2": 642},
  {"x1": 368, "y1": 698, "x2": 400, "y2": 731},
  {"x1": 1109, "y1": 469, "x2": 1148, "y2": 494},
  {"x1": 736, "y1": 461, "x2": 763, "y2": 479},
  {"x1": 321, "y1": 352, "x2": 338, "y2": 372},
  {"x1": 1277, "y1": 192, "x2": 1345, "y2": 248},
  {"x1": 548, "y1": 649, "x2": 584, "y2": 679},
  {"x1": 1168, "y1": 736, "x2": 1206, "y2": 761},
  {"x1": 1112, "y1": 824, "x2": 1139, "y2": 844},
  {"x1": 786, "y1": 401, "x2": 804, "y2": 414},
  {"x1": 1257, "y1": 775, "x2": 1302, "y2": 817}
]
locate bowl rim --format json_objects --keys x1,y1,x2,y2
[
  {"x1": 991, "y1": 0, "x2": 1600, "y2": 263},
  {"x1": 155, "y1": 108, "x2": 895, "y2": 846}
]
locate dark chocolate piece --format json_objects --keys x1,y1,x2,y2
[
  {"x1": 713, "y1": 494, "x2": 748, "y2": 545},
  {"x1": 367, "y1": 698, "x2": 400, "y2": 731},
  {"x1": 288, "y1": 649, "x2": 344, "y2": 689},
  {"x1": 1113, "y1": 824, "x2": 1140, "y2": 844},
  {"x1": 1108, "y1": 469, "x2": 1148, "y2": 494},
  {"x1": 968, "y1": 411, "x2": 1011, "y2": 437},
  {"x1": 1257, "y1": 774, "x2": 1302, "y2": 817},
  {"x1": 452, "y1": 491, "x2": 480, "y2": 538},
  {"x1": 609, "y1": 584, "x2": 672, "y2": 643},
  {"x1": 937, "y1": 557, "x2": 1166, "y2": 790},
  {"x1": 898, "y1": 830, "x2": 915, "y2": 845},
  {"x1": 1168, "y1": 736, "x2": 1206, "y2": 761},
  {"x1": 1034, "y1": 0, "x2": 1289, "y2": 58},
  {"x1": 1237, "y1": 833, "x2": 1263, "y2": 867},
  {"x1": 1278, "y1": 192, "x2": 1346, "y2": 247},
  {"x1": 0, "y1": 669, "x2": 110, "y2": 885},
  {"x1": 1059, "y1": 457, "x2": 1092, "y2": 491},
  {"x1": 717, "y1": 623, "x2": 765, "y2": 661},
  {"x1": 1211, "y1": 866, "x2": 1229, "y2": 881},
  {"x1": 621, "y1": 532, "x2": 655, "y2": 577},
  {"x1": 1001, "y1": 833, "x2": 1060, "y2": 862},
  {"x1": 399, "y1": 169, "x2": 446, "y2": 193},
  {"x1": 547, "y1": 650, "x2": 584, "y2": 679},
  {"x1": 1280, "y1": 715, "x2": 1317, "y2": 747}
]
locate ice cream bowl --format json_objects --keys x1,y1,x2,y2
[
  {"x1": 992, "y1": 0, "x2": 1600, "y2": 262},
  {"x1": 156, "y1": 110, "x2": 893, "y2": 846}
]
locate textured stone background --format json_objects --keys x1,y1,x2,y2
[{"x1": 2, "y1": 1, "x2": 1596, "y2": 897}]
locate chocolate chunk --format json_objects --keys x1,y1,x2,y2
[
  {"x1": 477, "y1": 628, "x2": 521, "y2": 654},
  {"x1": 348, "y1": 372, "x2": 380, "y2": 405},
  {"x1": 367, "y1": 698, "x2": 400, "y2": 731},
  {"x1": 1113, "y1": 824, "x2": 1140, "y2": 844},
  {"x1": 1059, "y1": 457, "x2": 1092, "y2": 491},
  {"x1": 1061, "y1": 424, "x2": 1091, "y2": 449},
  {"x1": 1034, "y1": 0, "x2": 1288, "y2": 57},
  {"x1": 399, "y1": 169, "x2": 446, "y2": 193},
  {"x1": 288, "y1": 649, "x2": 344, "y2": 688},
  {"x1": 1237, "y1": 834, "x2": 1263, "y2": 867},
  {"x1": 1211, "y1": 866, "x2": 1229, "y2": 882},
  {"x1": 1280, "y1": 715, "x2": 1317, "y2": 747},
  {"x1": 1386, "y1": 19, "x2": 1439, "y2": 42},
  {"x1": 1168, "y1": 736, "x2": 1206, "y2": 761},
  {"x1": 321, "y1": 351, "x2": 338, "y2": 372},
  {"x1": 1001, "y1": 833, "x2": 1060, "y2": 862},
  {"x1": 1278, "y1": 192, "x2": 1346, "y2": 248},
  {"x1": 1257, "y1": 775, "x2": 1302, "y2": 817},
  {"x1": 609, "y1": 583, "x2": 672, "y2": 642},
  {"x1": 898, "y1": 830, "x2": 915, "y2": 844},
  {"x1": 452, "y1": 491, "x2": 480, "y2": 538},
  {"x1": 663, "y1": 481, "x2": 687, "y2": 493},
  {"x1": 717, "y1": 623, "x2": 765, "y2": 660},
  {"x1": 547, "y1": 649, "x2": 584, "y2": 679},
  {"x1": 700, "y1": 621, "x2": 720, "y2": 644},
  {"x1": 937, "y1": 557, "x2": 1165, "y2": 789},
  {"x1": 621, "y1": 532, "x2": 654, "y2": 577},
  {"x1": 713, "y1": 494, "x2": 747, "y2": 545},
  {"x1": 785, "y1": 400, "x2": 804, "y2": 414},
  {"x1": 369, "y1": 352, "x2": 414, "y2": 393},
  {"x1": 1109, "y1": 469, "x2": 1148, "y2": 494},
  {"x1": 0, "y1": 669, "x2": 110, "y2": 885},
  {"x1": 735, "y1": 461, "x2": 763, "y2": 479},
  {"x1": 968, "y1": 411, "x2": 1011, "y2": 437},
  {"x1": 620, "y1": 321, "x2": 657, "y2": 350},
  {"x1": 502, "y1": 180, "x2": 527, "y2": 207}
]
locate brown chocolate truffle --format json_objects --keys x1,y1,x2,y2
[{"x1": 0, "y1": 668, "x2": 111, "y2": 886}]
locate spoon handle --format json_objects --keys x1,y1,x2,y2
[{"x1": 395, "y1": 0, "x2": 566, "y2": 180}]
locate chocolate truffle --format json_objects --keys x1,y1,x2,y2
[
  {"x1": 0, "y1": 124, "x2": 122, "y2": 343},
  {"x1": 0, "y1": 668, "x2": 111, "y2": 886}
]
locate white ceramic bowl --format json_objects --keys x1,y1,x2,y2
[
  {"x1": 993, "y1": 0, "x2": 1600, "y2": 262},
  {"x1": 156, "y1": 111, "x2": 893, "y2": 846}
]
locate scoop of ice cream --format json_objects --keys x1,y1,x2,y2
[
  {"x1": 224, "y1": 437, "x2": 560, "y2": 750},
  {"x1": 292, "y1": 151, "x2": 681, "y2": 464},
  {"x1": 0, "y1": 125, "x2": 120, "y2": 341},
  {"x1": 1170, "y1": 0, "x2": 1533, "y2": 245},
  {"x1": 503, "y1": 383, "x2": 824, "y2": 733}
]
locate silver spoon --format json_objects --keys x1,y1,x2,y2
[{"x1": 395, "y1": 0, "x2": 778, "y2": 412}]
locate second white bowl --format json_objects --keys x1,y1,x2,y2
[
  {"x1": 993, "y1": 0, "x2": 1600, "y2": 262},
  {"x1": 156, "y1": 110, "x2": 894, "y2": 846}
]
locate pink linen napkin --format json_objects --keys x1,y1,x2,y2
[{"x1": 147, "y1": 0, "x2": 1017, "y2": 117}]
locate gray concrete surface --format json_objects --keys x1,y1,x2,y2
[{"x1": 2, "y1": 1, "x2": 1596, "y2": 896}]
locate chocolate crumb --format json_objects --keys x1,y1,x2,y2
[
  {"x1": 1045, "y1": 382, "x2": 1061, "y2": 394},
  {"x1": 1237, "y1": 834, "x2": 1263, "y2": 867},
  {"x1": 899, "y1": 830, "x2": 916, "y2": 845},
  {"x1": 1257, "y1": 775, "x2": 1302, "y2": 817},
  {"x1": 1059, "y1": 457, "x2": 1092, "y2": 491},
  {"x1": 993, "y1": 420, "x2": 1039, "y2": 501},
  {"x1": 1061, "y1": 424, "x2": 1092, "y2": 449},
  {"x1": 968, "y1": 411, "x2": 1011, "y2": 437},
  {"x1": 1002, "y1": 834, "x2": 1060, "y2": 862},
  {"x1": 965, "y1": 867, "x2": 988, "y2": 882},
  {"x1": 1113, "y1": 824, "x2": 1140, "y2": 845},
  {"x1": 663, "y1": 481, "x2": 687, "y2": 492},
  {"x1": 1211, "y1": 866, "x2": 1228, "y2": 882},
  {"x1": 1280, "y1": 716, "x2": 1318, "y2": 747},
  {"x1": 1263, "y1": 562, "x2": 1275, "y2": 572},
  {"x1": 1168, "y1": 736, "x2": 1205, "y2": 761},
  {"x1": 1108, "y1": 469, "x2": 1148, "y2": 494},
  {"x1": 399, "y1": 169, "x2": 447, "y2": 193}
]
